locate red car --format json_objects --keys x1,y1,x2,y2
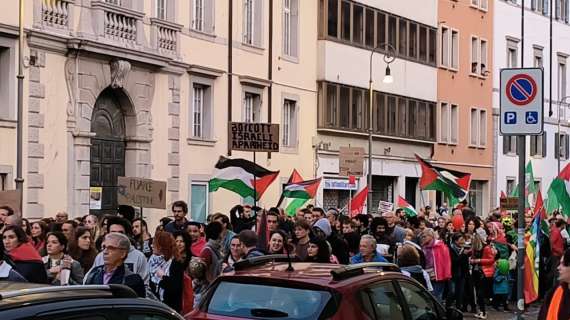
[{"x1": 186, "y1": 255, "x2": 462, "y2": 320}]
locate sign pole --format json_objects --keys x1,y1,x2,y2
[
  {"x1": 516, "y1": 135, "x2": 526, "y2": 318},
  {"x1": 253, "y1": 151, "x2": 257, "y2": 209}
]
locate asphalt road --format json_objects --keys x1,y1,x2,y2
[{"x1": 462, "y1": 305, "x2": 541, "y2": 319}]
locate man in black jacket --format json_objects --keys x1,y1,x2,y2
[{"x1": 84, "y1": 233, "x2": 145, "y2": 298}]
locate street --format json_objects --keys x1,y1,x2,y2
[{"x1": 463, "y1": 305, "x2": 541, "y2": 320}]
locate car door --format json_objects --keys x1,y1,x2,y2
[
  {"x1": 35, "y1": 308, "x2": 115, "y2": 320},
  {"x1": 394, "y1": 280, "x2": 443, "y2": 320},
  {"x1": 359, "y1": 280, "x2": 406, "y2": 320}
]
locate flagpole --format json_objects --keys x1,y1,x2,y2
[{"x1": 253, "y1": 151, "x2": 257, "y2": 208}]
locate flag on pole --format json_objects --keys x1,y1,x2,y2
[
  {"x1": 276, "y1": 169, "x2": 303, "y2": 207},
  {"x1": 349, "y1": 186, "x2": 368, "y2": 217},
  {"x1": 209, "y1": 156, "x2": 279, "y2": 200},
  {"x1": 524, "y1": 213, "x2": 541, "y2": 304},
  {"x1": 546, "y1": 162, "x2": 570, "y2": 219},
  {"x1": 415, "y1": 154, "x2": 471, "y2": 206},
  {"x1": 282, "y1": 178, "x2": 322, "y2": 199},
  {"x1": 533, "y1": 190, "x2": 550, "y2": 237},
  {"x1": 396, "y1": 196, "x2": 417, "y2": 217},
  {"x1": 512, "y1": 161, "x2": 537, "y2": 207}
]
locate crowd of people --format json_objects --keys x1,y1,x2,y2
[{"x1": 0, "y1": 200, "x2": 569, "y2": 319}]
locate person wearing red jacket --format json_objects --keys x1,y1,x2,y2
[
  {"x1": 470, "y1": 228, "x2": 497, "y2": 319},
  {"x1": 2, "y1": 225, "x2": 48, "y2": 283}
]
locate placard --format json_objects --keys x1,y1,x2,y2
[
  {"x1": 89, "y1": 187, "x2": 102, "y2": 210},
  {"x1": 229, "y1": 122, "x2": 280, "y2": 152},
  {"x1": 117, "y1": 177, "x2": 167, "y2": 209},
  {"x1": 339, "y1": 147, "x2": 365, "y2": 177},
  {"x1": 0, "y1": 190, "x2": 21, "y2": 215},
  {"x1": 378, "y1": 201, "x2": 394, "y2": 214},
  {"x1": 500, "y1": 197, "x2": 518, "y2": 211}
]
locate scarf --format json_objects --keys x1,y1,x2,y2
[{"x1": 148, "y1": 254, "x2": 172, "y2": 300}]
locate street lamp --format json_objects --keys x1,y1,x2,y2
[
  {"x1": 368, "y1": 44, "x2": 396, "y2": 215},
  {"x1": 557, "y1": 96, "x2": 570, "y2": 174}
]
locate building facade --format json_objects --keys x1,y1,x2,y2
[
  {"x1": 0, "y1": 0, "x2": 318, "y2": 227},
  {"x1": 493, "y1": 0, "x2": 570, "y2": 207},
  {"x1": 315, "y1": 0, "x2": 439, "y2": 212},
  {"x1": 435, "y1": 0, "x2": 494, "y2": 216}
]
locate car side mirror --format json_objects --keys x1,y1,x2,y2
[{"x1": 446, "y1": 307, "x2": 463, "y2": 320}]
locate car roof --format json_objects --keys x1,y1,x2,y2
[
  {"x1": 229, "y1": 261, "x2": 406, "y2": 290},
  {"x1": 0, "y1": 281, "x2": 166, "y2": 311}
]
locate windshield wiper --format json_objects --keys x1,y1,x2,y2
[{"x1": 250, "y1": 308, "x2": 289, "y2": 318}]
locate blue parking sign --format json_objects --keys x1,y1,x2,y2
[
  {"x1": 504, "y1": 112, "x2": 517, "y2": 124},
  {"x1": 525, "y1": 111, "x2": 538, "y2": 124}
]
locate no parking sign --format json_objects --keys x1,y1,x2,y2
[{"x1": 500, "y1": 68, "x2": 544, "y2": 135}]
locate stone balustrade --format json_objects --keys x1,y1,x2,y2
[
  {"x1": 150, "y1": 18, "x2": 182, "y2": 56},
  {"x1": 40, "y1": 0, "x2": 72, "y2": 29}
]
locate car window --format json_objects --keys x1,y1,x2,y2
[
  {"x1": 37, "y1": 314, "x2": 109, "y2": 320},
  {"x1": 398, "y1": 281, "x2": 440, "y2": 320},
  {"x1": 361, "y1": 282, "x2": 405, "y2": 320},
  {"x1": 127, "y1": 314, "x2": 178, "y2": 320},
  {"x1": 207, "y1": 281, "x2": 332, "y2": 320}
]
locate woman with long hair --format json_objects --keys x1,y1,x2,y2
[
  {"x1": 133, "y1": 218, "x2": 153, "y2": 258},
  {"x1": 31, "y1": 221, "x2": 48, "y2": 256},
  {"x1": 469, "y1": 224, "x2": 496, "y2": 319},
  {"x1": 68, "y1": 227, "x2": 98, "y2": 274},
  {"x1": 43, "y1": 231, "x2": 84, "y2": 285},
  {"x1": 267, "y1": 230, "x2": 292, "y2": 255},
  {"x1": 21, "y1": 218, "x2": 32, "y2": 236},
  {"x1": 2, "y1": 225, "x2": 47, "y2": 283},
  {"x1": 173, "y1": 230, "x2": 192, "y2": 268},
  {"x1": 222, "y1": 236, "x2": 243, "y2": 273},
  {"x1": 305, "y1": 238, "x2": 332, "y2": 263},
  {"x1": 149, "y1": 231, "x2": 185, "y2": 313}
]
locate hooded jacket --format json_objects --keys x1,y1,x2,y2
[
  {"x1": 423, "y1": 239, "x2": 452, "y2": 281},
  {"x1": 6, "y1": 242, "x2": 48, "y2": 283},
  {"x1": 401, "y1": 265, "x2": 433, "y2": 291}
]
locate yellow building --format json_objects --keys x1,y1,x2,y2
[{"x1": 0, "y1": 0, "x2": 317, "y2": 227}]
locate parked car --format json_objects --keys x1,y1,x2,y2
[
  {"x1": 186, "y1": 255, "x2": 462, "y2": 320},
  {"x1": 0, "y1": 281, "x2": 184, "y2": 320}
]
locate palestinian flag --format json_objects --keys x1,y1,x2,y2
[
  {"x1": 397, "y1": 196, "x2": 417, "y2": 217},
  {"x1": 546, "y1": 163, "x2": 570, "y2": 219},
  {"x1": 533, "y1": 190, "x2": 550, "y2": 237},
  {"x1": 282, "y1": 178, "x2": 321, "y2": 199},
  {"x1": 209, "y1": 156, "x2": 279, "y2": 200},
  {"x1": 278, "y1": 170, "x2": 311, "y2": 217},
  {"x1": 512, "y1": 161, "x2": 537, "y2": 208},
  {"x1": 415, "y1": 154, "x2": 471, "y2": 206}
]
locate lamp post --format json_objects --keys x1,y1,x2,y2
[
  {"x1": 557, "y1": 96, "x2": 570, "y2": 175},
  {"x1": 368, "y1": 44, "x2": 395, "y2": 215},
  {"x1": 15, "y1": 0, "x2": 24, "y2": 211}
]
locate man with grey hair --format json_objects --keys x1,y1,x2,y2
[
  {"x1": 84, "y1": 233, "x2": 145, "y2": 297},
  {"x1": 350, "y1": 234, "x2": 388, "y2": 264}
]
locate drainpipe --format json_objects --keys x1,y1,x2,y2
[
  {"x1": 15, "y1": 0, "x2": 25, "y2": 212},
  {"x1": 268, "y1": 0, "x2": 273, "y2": 159},
  {"x1": 227, "y1": 0, "x2": 233, "y2": 156}
]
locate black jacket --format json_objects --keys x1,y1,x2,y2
[
  {"x1": 449, "y1": 244, "x2": 469, "y2": 280},
  {"x1": 84, "y1": 264, "x2": 145, "y2": 298},
  {"x1": 538, "y1": 285, "x2": 570, "y2": 320},
  {"x1": 152, "y1": 260, "x2": 185, "y2": 312},
  {"x1": 327, "y1": 232, "x2": 349, "y2": 265}
]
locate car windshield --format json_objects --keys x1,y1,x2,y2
[{"x1": 207, "y1": 281, "x2": 332, "y2": 319}]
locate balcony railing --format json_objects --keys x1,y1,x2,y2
[
  {"x1": 150, "y1": 18, "x2": 182, "y2": 56},
  {"x1": 92, "y1": 1, "x2": 144, "y2": 46},
  {"x1": 42, "y1": 0, "x2": 72, "y2": 29}
]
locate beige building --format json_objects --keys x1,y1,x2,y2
[{"x1": 0, "y1": 0, "x2": 317, "y2": 227}]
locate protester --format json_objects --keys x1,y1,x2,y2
[
  {"x1": 165, "y1": 201, "x2": 190, "y2": 233},
  {"x1": 188, "y1": 222, "x2": 206, "y2": 256},
  {"x1": 313, "y1": 217, "x2": 349, "y2": 264},
  {"x1": 302, "y1": 209, "x2": 314, "y2": 225},
  {"x1": 398, "y1": 244, "x2": 433, "y2": 291},
  {"x1": 266, "y1": 210, "x2": 280, "y2": 233},
  {"x1": 341, "y1": 219, "x2": 361, "y2": 257},
  {"x1": 84, "y1": 233, "x2": 145, "y2": 298},
  {"x1": 199, "y1": 221, "x2": 224, "y2": 283},
  {"x1": 383, "y1": 211, "x2": 407, "y2": 244},
  {"x1": 54, "y1": 211, "x2": 68, "y2": 224},
  {"x1": 230, "y1": 204, "x2": 256, "y2": 233},
  {"x1": 0, "y1": 248, "x2": 26, "y2": 282},
  {"x1": 447, "y1": 232, "x2": 469, "y2": 310},
  {"x1": 149, "y1": 231, "x2": 184, "y2": 312},
  {"x1": 470, "y1": 226, "x2": 497, "y2": 320},
  {"x1": 268, "y1": 230, "x2": 291, "y2": 254},
  {"x1": 133, "y1": 218, "x2": 153, "y2": 258},
  {"x1": 239, "y1": 230, "x2": 264, "y2": 259},
  {"x1": 351, "y1": 235, "x2": 387, "y2": 264},
  {"x1": 306, "y1": 238, "x2": 332, "y2": 263},
  {"x1": 117, "y1": 205, "x2": 136, "y2": 223},
  {"x1": 492, "y1": 259, "x2": 511, "y2": 312},
  {"x1": 69, "y1": 226, "x2": 98, "y2": 274},
  {"x1": 173, "y1": 231, "x2": 193, "y2": 268},
  {"x1": 212, "y1": 212, "x2": 235, "y2": 257},
  {"x1": 419, "y1": 228, "x2": 451, "y2": 302},
  {"x1": 61, "y1": 220, "x2": 77, "y2": 241},
  {"x1": 31, "y1": 220, "x2": 48, "y2": 256},
  {"x1": 538, "y1": 248, "x2": 570, "y2": 320},
  {"x1": 222, "y1": 236, "x2": 243, "y2": 273},
  {"x1": 2, "y1": 225, "x2": 47, "y2": 283},
  {"x1": 43, "y1": 231, "x2": 84, "y2": 285},
  {"x1": 293, "y1": 219, "x2": 311, "y2": 260}
]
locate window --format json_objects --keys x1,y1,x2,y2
[
  {"x1": 468, "y1": 180, "x2": 485, "y2": 216},
  {"x1": 327, "y1": 0, "x2": 338, "y2": 38},
  {"x1": 105, "y1": 0, "x2": 121, "y2": 5},
  {"x1": 440, "y1": 26, "x2": 450, "y2": 67},
  {"x1": 0, "y1": 173, "x2": 6, "y2": 191},
  {"x1": 534, "y1": 46, "x2": 544, "y2": 68},
  {"x1": 243, "y1": 0, "x2": 262, "y2": 46},
  {"x1": 507, "y1": 39, "x2": 519, "y2": 68},
  {"x1": 409, "y1": 23, "x2": 418, "y2": 59},
  {"x1": 377, "y1": 12, "x2": 386, "y2": 50},
  {"x1": 353, "y1": 5, "x2": 364, "y2": 44},
  {"x1": 470, "y1": 108, "x2": 487, "y2": 147},
  {"x1": 558, "y1": 57, "x2": 567, "y2": 101},
  {"x1": 503, "y1": 135, "x2": 517, "y2": 154},
  {"x1": 470, "y1": 36, "x2": 479, "y2": 74},
  {"x1": 190, "y1": 183, "x2": 208, "y2": 223},
  {"x1": 207, "y1": 281, "x2": 332, "y2": 319},
  {"x1": 480, "y1": 39, "x2": 488, "y2": 76},
  {"x1": 388, "y1": 16, "x2": 397, "y2": 50},
  {"x1": 480, "y1": 0, "x2": 488, "y2": 11},
  {"x1": 341, "y1": 1, "x2": 351, "y2": 41},
  {"x1": 439, "y1": 102, "x2": 458, "y2": 144},
  {"x1": 471, "y1": 0, "x2": 479, "y2": 7},
  {"x1": 555, "y1": 133, "x2": 570, "y2": 159},
  {"x1": 0, "y1": 44, "x2": 15, "y2": 120},
  {"x1": 156, "y1": 0, "x2": 167, "y2": 20},
  {"x1": 192, "y1": 85, "x2": 204, "y2": 138},
  {"x1": 319, "y1": 82, "x2": 436, "y2": 141},
  {"x1": 399, "y1": 282, "x2": 441, "y2": 320},
  {"x1": 530, "y1": 132, "x2": 547, "y2": 157},
  {"x1": 283, "y1": 0, "x2": 299, "y2": 58},
  {"x1": 428, "y1": 29, "x2": 436, "y2": 64},
  {"x1": 365, "y1": 9, "x2": 374, "y2": 48},
  {"x1": 451, "y1": 30, "x2": 459, "y2": 69},
  {"x1": 399, "y1": 19, "x2": 407, "y2": 56},
  {"x1": 190, "y1": 82, "x2": 213, "y2": 140},
  {"x1": 543, "y1": 0, "x2": 550, "y2": 15},
  {"x1": 282, "y1": 99, "x2": 298, "y2": 147},
  {"x1": 556, "y1": 0, "x2": 561, "y2": 19},
  {"x1": 506, "y1": 178, "x2": 516, "y2": 196},
  {"x1": 360, "y1": 282, "x2": 405, "y2": 320},
  {"x1": 192, "y1": 0, "x2": 215, "y2": 34},
  {"x1": 419, "y1": 26, "x2": 427, "y2": 61},
  {"x1": 243, "y1": 92, "x2": 261, "y2": 123}
]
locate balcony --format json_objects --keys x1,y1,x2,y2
[
  {"x1": 34, "y1": 0, "x2": 74, "y2": 31},
  {"x1": 91, "y1": 1, "x2": 144, "y2": 48},
  {"x1": 150, "y1": 18, "x2": 182, "y2": 56}
]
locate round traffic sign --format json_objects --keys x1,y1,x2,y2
[{"x1": 506, "y1": 74, "x2": 538, "y2": 106}]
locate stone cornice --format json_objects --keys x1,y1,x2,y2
[
  {"x1": 0, "y1": 23, "x2": 19, "y2": 38},
  {"x1": 239, "y1": 75, "x2": 272, "y2": 88},
  {"x1": 188, "y1": 64, "x2": 225, "y2": 78}
]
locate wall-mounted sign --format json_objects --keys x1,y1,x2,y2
[
  {"x1": 339, "y1": 147, "x2": 365, "y2": 177},
  {"x1": 89, "y1": 187, "x2": 102, "y2": 210},
  {"x1": 229, "y1": 122, "x2": 280, "y2": 152},
  {"x1": 324, "y1": 178, "x2": 358, "y2": 190}
]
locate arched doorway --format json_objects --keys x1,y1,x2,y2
[{"x1": 90, "y1": 88, "x2": 127, "y2": 216}]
